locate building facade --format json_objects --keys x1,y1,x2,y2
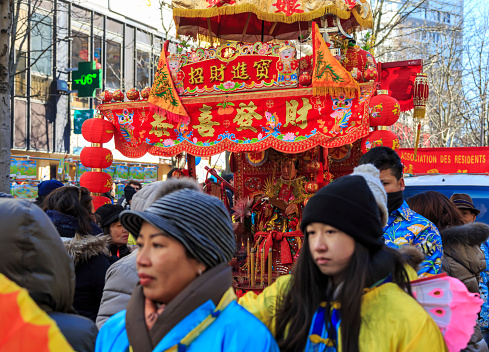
[{"x1": 10, "y1": 0, "x2": 174, "y2": 179}]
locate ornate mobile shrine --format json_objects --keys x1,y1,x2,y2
[{"x1": 79, "y1": 0, "x2": 429, "y2": 294}]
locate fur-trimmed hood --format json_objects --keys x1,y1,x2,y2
[
  {"x1": 440, "y1": 222, "x2": 489, "y2": 247},
  {"x1": 62, "y1": 234, "x2": 110, "y2": 266},
  {"x1": 399, "y1": 246, "x2": 425, "y2": 272}
]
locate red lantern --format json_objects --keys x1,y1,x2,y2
[
  {"x1": 413, "y1": 73, "x2": 429, "y2": 120},
  {"x1": 92, "y1": 196, "x2": 112, "y2": 211},
  {"x1": 364, "y1": 67, "x2": 378, "y2": 82},
  {"x1": 369, "y1": 91, "x2": 401, "y2": 127},
  {"x1": 82, "y1": 118, "x2": 115, "y2": 143},
  {"x1": 126, "y1": 88, "x2": 140, "y2": 101},
  {"x1": 80, "y1": 147, "x2": 113, "y2": 169},
  {"x1": 141, "y1": 87, "x2": 151, "y2": 99},
  {"x1": 299, "y1": 72, "x2": 312, "y2": 87},
  {"x1": 80, "y1": 172, "x2": 112, "y2": 194},
  {"x1": 361, "y1": 130, "x2": 400, "y2": 154},
  {"x1": 100, "y1": 90, "x2": 113, "y2": 103},
  {"x1": 113, "y1": 90, "x2": 124, "y2": 102}
]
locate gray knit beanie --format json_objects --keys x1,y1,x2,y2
[
  {"x1": 131, "y1": 178, "x2": 202, "y2": 211},
  {"x1": 352, "y1": 164, "x2": 388, "y2": 227},
  {"x1": 120, "y1": 188, "x2": 235, "y2": 268}
]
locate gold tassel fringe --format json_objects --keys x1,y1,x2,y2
[
  {"x1": 173, "y1": 5, "x2": 372, "y2": 28},
  {"x1": 313, "y1": 86, "x2": 359, "y2": 98},
  {"x1": 413, "y1": 107, "x2": 426, "y2": 120},
  {"x1": 413, "y1": 122, "x2": 422, "y2": 160}
]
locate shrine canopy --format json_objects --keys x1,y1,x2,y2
[
  {"x1": 173, "y1": 0, "x2": 373, "y2": 42},
  {"x1": 99, "y1": 83, "x2": 374, "y2": 158},
  {"x1": 98, "y1": 22, "x2": 379, "y2": 159}
]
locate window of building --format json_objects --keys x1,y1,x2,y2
[
  {"x1": 124, "y1": 25, "x2": 135, "y2": 90},
  {"x1": 71, "y1": 30, "x2": 90, "y2": 108},
  {"x1": 137, "y1": 29, "x2": 152, "y2": 46},
  {"x1": 106, "y1": 19, "x2": 123, "y2": 90},
  {"x1": 14, "y1": 100, "x2": 27, "y2": 149},
  {"x1": 31, "y1": 75, "x2": 51, "y2": 102},
  {"x1": 71, "y1": 5, "x2": 90, "y2": 25},
  {"x1": 31, "y1": 102, "x2": 53, "y2": 151},
  {"x1": 94, "y1": 12, "x2": 104, "y2": 30},
  {"x1": 31, "y1": 12, "x2": 52, "y2": 102},
  {"x1": 444, "y1": 13, "x2": 451, "y2": 24},
  {"x1": 136, "y1": 49, "x2": 150, "y2": 89},
  {"x1": 72, "y1": 31, "x2": 89, "y2": 68},
  {"x1": 31, "y1": 13, "x2": 52, "y2": 76},
  {"x1": 14, "y1": 50, "x2": 27, "y2": 97},
  {"x1": 106, "y1": 40, "x2": 122, "y2": 89},
  {"x1": 94, "y1": 35, "x2": 103, "y2": 69}
]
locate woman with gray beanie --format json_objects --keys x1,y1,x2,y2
[{"x1": 95, "y1": 187, "x2": 279, "y2": 352}]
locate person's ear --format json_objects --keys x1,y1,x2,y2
[
  {"x1": 196, "y1": 263, "x2": 206, "y2": 276},
  {"x1": 399, "y1": 178, "x2": 405, "y2": 191}
]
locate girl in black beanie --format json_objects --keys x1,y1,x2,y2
[{"x1": 240, "y1": 173, "x2": 448, "y2": 352}]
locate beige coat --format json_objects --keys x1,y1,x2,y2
[{"x1": 440, "y1": 222, "x2": 489, "y2": 294}]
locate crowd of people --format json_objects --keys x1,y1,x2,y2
[{"x1": 1, "y1": 146, "x2": 488, "y2": 351}]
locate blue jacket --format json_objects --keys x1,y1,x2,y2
[
  {"x1": 96, "y1": 298, "x2": 279, "y2": 352},
  {"x1": 384, "y1": 201, "x2": 443, "y2": 278}
]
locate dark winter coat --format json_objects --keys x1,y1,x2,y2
[
  {"x1": 62, "y1": 234, "x2": 111, "y2": 322},
  {"x1": 440, "y1": 222, "x2": 489, "y2": 294},
  {"x1": 0, "y1": 199, "x2": 98, "y2": 352},
  {"x1": 45, "y1": 209, "x2": 111, "y2": 321}
]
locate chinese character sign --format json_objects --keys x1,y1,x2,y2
[{"x1": 176, "y1": 42, "x2": 298, "y2": 96}]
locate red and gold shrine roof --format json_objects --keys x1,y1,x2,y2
[{"x1": 173, "y1": 0, "x2": 372, "y2": 42}]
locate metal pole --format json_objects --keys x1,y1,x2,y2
[
  {"x1": 52, "y1": 0, "x2": 57, "y2": 153},
  {"x1": 26, "y1": 0, "x2": 31, "y2": 150}
]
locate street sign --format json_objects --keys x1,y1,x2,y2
[
  {"x1": 72, "y1": 61, "x2": 102, "y2": 97},
  {"x1": 73, "y1": 109, "x2": 95, "y2": 134}
]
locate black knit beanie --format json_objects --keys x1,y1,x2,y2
[{"x1": 301, "y1": 175, "x2": 384, "y2": 252}]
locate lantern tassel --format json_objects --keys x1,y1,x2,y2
[
  {"x1": 413, "y1": 106, "x2": 426, "y2": 120},
  {"x1": 413, "y1": 122, "x2": 422, "y2": 160}
]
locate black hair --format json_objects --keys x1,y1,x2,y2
[
  {"x1": 127, "y1": 180, "x2": 142, "y2": 189},
  {"x1": 407, "y1": 191, "x2": 464, "y2": 231},
  {"x1": 221, "y1": 173, "x2": 234, "y2": 183},
  {"x1": 167, "y1": 168, "x2": 179, "y2": 179},
  {"x1": 275, "y1": 238, "x2": 411, "y2": 352},
  {"x1": 358, "y1": 146, "x2": 403, "y2": 180},
  {"x1": 42, "y1": 186, "x2": 94, "y2": 236}
]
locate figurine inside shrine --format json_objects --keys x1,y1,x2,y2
[{"x1": 254, "y1": 156, "x2": 308, "y2": 233}]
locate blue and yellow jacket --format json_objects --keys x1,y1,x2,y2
[
  {"x1": 96, "y1": 288, "x2": 279, "y2": 352},
  {"x1": 239, "y1": 274, "x2": 447, "y2": 352},
  {"x1": 384, "y1": 201, "x2": 443, "y2": 278}
]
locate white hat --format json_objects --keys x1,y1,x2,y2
[{"x1": 352, "y1": 164, "x2": 388, "y2": 227}]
